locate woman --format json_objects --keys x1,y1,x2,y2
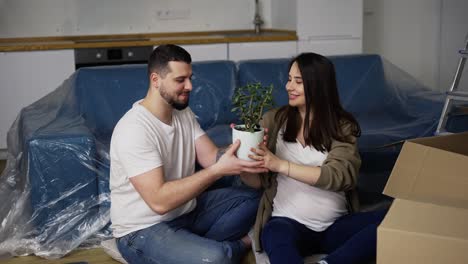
[{"x1": 249, "y1": 53, "x2": 387, "y2": 264}]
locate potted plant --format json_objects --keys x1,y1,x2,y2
[{"x1": 231, "y1": 82, "x2": 274, "y2": 160}]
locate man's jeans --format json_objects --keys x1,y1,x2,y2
[{"x1": 117, "y1": 186, "x2": 260, "y2": 264}]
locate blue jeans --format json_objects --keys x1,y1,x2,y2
[
  {"x1": 117, "y1": 186, "x2": 260, "y2": 264},
  {"x1": 261, "y1": 209, "x2": 387, "y2": 264}
]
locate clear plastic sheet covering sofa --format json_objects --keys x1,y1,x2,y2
[{"x1": 0, "y1": 55, "x2": 464, "y2": 259}]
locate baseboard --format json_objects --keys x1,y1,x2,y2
[{"x1": 0, "y1": 149, "x2": 7, "y2": 160}]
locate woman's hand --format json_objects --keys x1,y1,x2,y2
[{"x1": 249, "y1": 143, "x2": 287, "y2": 174}]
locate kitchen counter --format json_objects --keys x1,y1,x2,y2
[{"x1": 0, "y1": 29, "x2": 297, "y2": 52}]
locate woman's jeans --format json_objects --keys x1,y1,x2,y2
[
  {"x1": 261, "y1": 209, "x2": 387, "y2": 264},
  {"x1": 117, "y1": 186, "x2": 260, "y2": 264}
]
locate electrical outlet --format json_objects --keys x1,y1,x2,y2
[{"x1": 155, "y1": 8, "x2": 190, "y2": 20}]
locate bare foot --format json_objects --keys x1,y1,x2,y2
[{"x1": 241, "y1": 234, "x2": 252, "y2": 249}]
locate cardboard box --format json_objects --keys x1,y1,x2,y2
[{"x1": 377, "y1": 132, "x2": 468, "y2": 263}]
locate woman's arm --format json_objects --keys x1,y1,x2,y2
[
  {"x1": 251, "y1": 134, "x2": 360, "y2": 192},
  {"x1": 251, "y1": 144, "x2": 321, "y2": 185},
  {"x1": 314, "y1": 137, "x2": 361, "y2": 191}
]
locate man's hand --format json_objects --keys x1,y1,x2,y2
[{"x1": 212, "y1": 139, "x2": 268, "y2": 177}]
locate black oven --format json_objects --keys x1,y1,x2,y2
[{"x1": 74, "y1": 46, "x2": 153, "y2": 69}]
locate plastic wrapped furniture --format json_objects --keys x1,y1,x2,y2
[{"x1": 1, "y1": 54, "x2": 464, "y2": 259}]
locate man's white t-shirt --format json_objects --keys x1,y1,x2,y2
[
  {"x1": 272, "y1": 128, "x2": 348, "y2": 232},
  {"x1": 110, "y1": 100, "x2": 205, "y2": 238}
]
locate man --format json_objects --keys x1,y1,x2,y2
[{"x1": 110, "y1": 44, "x2": 265, "y2": 264}]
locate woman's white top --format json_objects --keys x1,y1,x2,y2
[{"x1": 272, "y1": 129, "x2": 348, "y2": 232}]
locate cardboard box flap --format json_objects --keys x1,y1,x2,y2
[
  {"x1": 384, "y1": 132, "x2": 468, "y2": 209},
  {"x1": 411, "y1": 132, "x2": 468, "y2": 155},
  {"x1": 380, "y1": 199, "x2": 468, "y2": 241}
]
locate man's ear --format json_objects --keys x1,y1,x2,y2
[{"x1": 150, "y1": 72, "x2": 160, "y2": 89}]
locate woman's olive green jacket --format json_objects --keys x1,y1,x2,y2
[{"x1": 253, "y1": 108, "x2": 361, "y2": 252}]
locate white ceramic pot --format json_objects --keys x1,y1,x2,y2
[{"x1": 232, "y1": 125, "x2": 264, "y2": 161}]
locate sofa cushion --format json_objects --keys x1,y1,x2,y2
[
  {"x1": 190, "y1": 61, "x2": 239, "y2": 129},
  {"x1": 74, "y1": 61, "x2": 239, "y2": 139},
  {"x1": 28, "y1": 135, "x2": 99, "y2": 228},
  {"x1": 75, "y1": 65, "x2": 148, "y2": 139},
  {"x1": 205, "y1": 124, "x2": 233, "y2": 147},
  {"x1": 237, "y1": 58, "x2": 291, "y2": 107}
]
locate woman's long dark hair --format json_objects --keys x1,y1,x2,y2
[{"x1": 277, "y1": 53, "x2": 360, "y2": 152}]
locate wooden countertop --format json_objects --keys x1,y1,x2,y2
[{"x1": 0, "y1": 29, "x2": 297, "y2": 52}]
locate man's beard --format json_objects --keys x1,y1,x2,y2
[
  {"x1": 172, "y1": 101, "x2": 189, "y2": 110},
  {"x1": 160, "y1": 86, "x2": 190, "y2": 110}
]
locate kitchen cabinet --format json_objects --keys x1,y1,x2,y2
[
  {"x1": 179, "y1": 44, "x2": 228, "y2": 61},
  {"x1": 297, "y1": 0, "x2": 363, "y2": 39},
  {"x1": 297, "y1": 0, "x2": 363, "y2": 55},
  {"x1": 0, "y1": 50, "x2": 75, "y2": 150},
  {"x1": 298, "y1": 38, "x2": 362, "y2": 55},
  {"x1": 228, "y1": 41, "x2": 297, "y2": 61}
]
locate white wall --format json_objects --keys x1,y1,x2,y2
[
  {"x1": 363, "y1": 0, "x2": 442, "y2": 90},
  {"x1": 270, "y1": 0, "x2": 296, "y2": 30},
  {"x1": 0, "y1": 50, "x2": 75, "y2": 150},
  {"x1": 0, "y1": 0, "x2": 263, "y2": 38},
  {"x1": 439, "y1": 0, "x2": 468, "y2": 92},
  {"x1": 297, "y1": 0, "x2": 363, "y2": 55},
  {"x1": 298, "y1": 0, "x2": 362, "y2": 40},
  {"x1": 363, "y1": 0, "x2": 468, "y2": 92}
]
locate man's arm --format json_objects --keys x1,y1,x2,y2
[
  {"x1": 194, "y1": 134, "x2": 218, "y2": 168},
  {"x1": 130, "y1": 165, "x2": 220, "y2": 215},
  {"x1": 130, "y1": 140, "x2": 266, "y2": 214}
]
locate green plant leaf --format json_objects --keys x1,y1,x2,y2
[{"x1": 231, "y1": 82, "x2": 275, "y2": 132}]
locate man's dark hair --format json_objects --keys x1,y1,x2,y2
[
  {"x1": 147, "y1": 44, "x2": 192, "y2": 78},
  {"x1": 277, "y1": 52, "x2": 361, "y2": 152}
]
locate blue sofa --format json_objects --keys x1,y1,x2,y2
[{"x1": 2, "y1": 54, "x2": 456, "y2": 257}]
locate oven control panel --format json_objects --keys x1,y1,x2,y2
[{"x1": 74, "y1": 46, "x2": 153, "y2": 69}]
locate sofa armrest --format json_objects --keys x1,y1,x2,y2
[{"x1": 27, "y1": 129, "x2": 100, "y2": 230}]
